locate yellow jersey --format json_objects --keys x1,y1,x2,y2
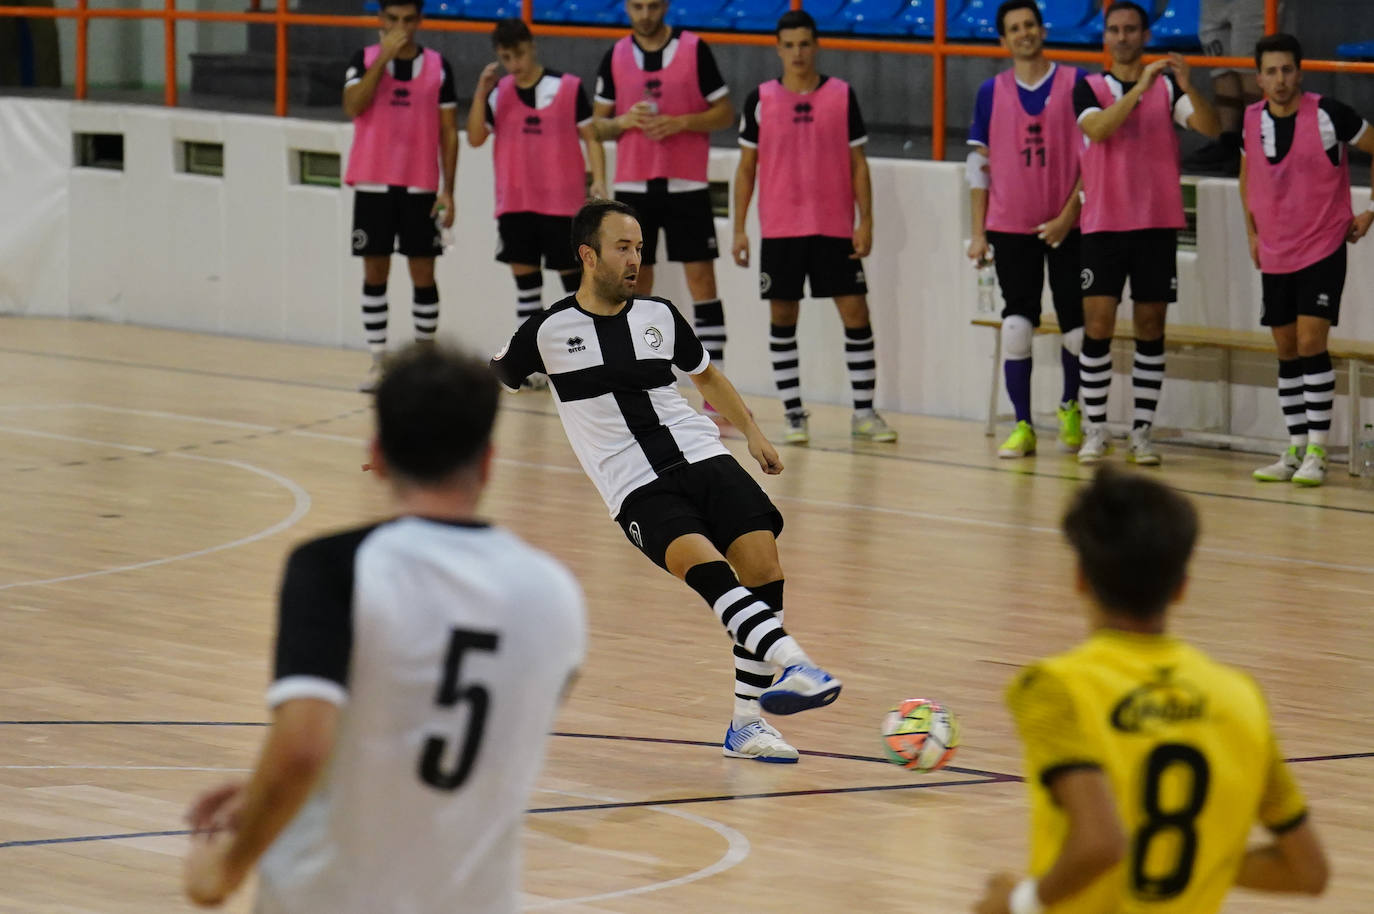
[{"x1": 1005, "y1": 629, "x2": 1308, "y2": 914}]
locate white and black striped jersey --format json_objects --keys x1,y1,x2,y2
[
  {"x1": 490, "y1": 294, "x2": 729, "y2": 516},
  {"x1": 256, "y1": 517, "x2": 586, "y2": 914}
]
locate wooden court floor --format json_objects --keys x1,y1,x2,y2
[{"x1": 0, "y1": 316, "x2": 1370, "y2": 913}]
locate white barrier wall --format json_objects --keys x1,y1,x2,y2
[{"x1": 2, "y1": 97, "x2": 1373, "y2": 443}]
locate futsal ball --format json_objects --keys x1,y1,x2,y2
[{"x1": 881, "y1": 698, "x2": 960, "y2": 772}]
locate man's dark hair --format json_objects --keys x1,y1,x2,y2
[
  {"x1": 1061, "y1": 467, "x2": 1199, "y2": 619},
  {"x1": 492, "y1": 17, "x2": 532, "y2": 48},
  {"x1": 571, "y1": 199, "x2": 640, "y2": 258},
  {"x1": 375, "y1": 344, "x2": 499, "y2": 484},
  {"x1": 1104, "y1": 0, "x2": 1149, "y2": 30},
  {"x1": 379, "y1": 0, "x2": 423, "y2": 14},
  {"x1": 1255, "y1": 32, "x2": 1303, "y2": 71},
  {"x1": 776, "y1": 9, "x2": 818, "y2": 39},
  {"x1": 996, "y1": 0, "x2": 1042, "y2": 35}
]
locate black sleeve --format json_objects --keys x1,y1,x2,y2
[
  {"x1": 595, "y1": 49, "x2": 616, "y2": 103},
  {"x1": 575, "y1": 82, "x2": 594, "y2": 125},
  {"x1": 490, "y1": 315, "x2": 547, "y2": 389},
  {"x1": 273, "y1": 528, "x2": 373, "y2": 690},
  {"x1": 439, "y1": 56, "x2": 458, "y2": 106},
  {"x1": 484, "y1": 87, "x2": 496, "y2": 130},
  {"x1": 738, "y1": 87, "x2": 760, "y2": 146},
  {"x1": 1320, "y1": 96, "x2": 1369, "y2": 144},
  {"x1": 345, "y1": 49, "x2": 366, "y2": 87},
  {"x1": 1073, "y1": 76, "x2": 1100, "y2": 118},
  {"x1": 696, "y1": 39, "x2": 728, "y2": 101},
  {"x1": 847, "y1": 86, "x2": 868, "y2": 143},
  {"x1": 667, "y1": 300, "x2": 708, "y2": 372},
  {"x1": 1163, "y1": 72, "x2": 1184, "y2": 114}
]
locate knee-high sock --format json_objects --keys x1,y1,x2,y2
[
  {"x1": 514, "y1": 271, "x2": 542, "y2": 325},
  {"x1": 1002, "y1": 315, "x2": 1034, "y2": 424},
  {"x1": 733, "y1": 579, "x2": 783, "y2": 723},
  {"x1": 685, "y1": 562, "x2": 808, "y2": 669},
  {"x1": 1132, "y1": 337, "x2": 1165, "y2": 429},
  {"x1": 845, "y1": 324, "x2": 877, "y2": 411},
  {"x1": 361, "y1": 283, "x2": 387, "y2": 355},
  {"x1": 693, "y1": 299, "x2": 726, "y2": 367},
  {"x1": 412, "y1": 285, "x2": 439, "y2": 341},
  {"x1": 1277, "y1": 357, "x2": 1308, "y2": 447},
  {"x1": 1303, "y1": 351, "x2": 1334, "y2": 446},
  {"x1": 771, "y1": 323, "x2": 803, "y2": 412},
  {"x1": 1079, "y1": 335, "x2": 1113, "y2": 425}
]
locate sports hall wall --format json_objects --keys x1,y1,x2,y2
[{"x1": 2, "y1": 95, "x2": 1373, "y2": 444}]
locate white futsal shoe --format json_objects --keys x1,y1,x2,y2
[{"x1": 723, "y1": 719, "x2": 799, "y2": 763}]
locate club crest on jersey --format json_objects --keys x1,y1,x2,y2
[
  {"x1": 1110, "y1": 669, "x2": 1207, "y2": 734},
  {"x1": 567, "y1": 336, "x2": 587, "y2": 353},
  {"x1": 628, "y1": 521, "x2": 643, "y2": 548},
  {"x1": 1080, "y1": 268, "x2": 1094, "y2": 291},
  {"x1": 643, "y1": 326, "x2": 663, "y2": 350}
]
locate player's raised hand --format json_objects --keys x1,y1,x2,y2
[
  {"x1": 1137, "y1": 57, "x2": 1170, "y2": 94},
  {"x1": 643, "y1": 114, "x2": 686, "y2": 141},
  {"x1": 732, "y1": 230, "x2": 750, "y2": 267},
  {"x1": 378, "y1": 25, "x2": 409, "y2": 63},
  {"x1": 749, "y1": 435, "x2": 783, "y2": 475},
  {"x1": 475, "y1": 62, "x2": 501, "y2": 97},
  {"x1": 1166, "y1": 52, "x2": 1192, "y2": 92}
]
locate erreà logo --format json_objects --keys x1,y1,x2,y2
[
  {"x1": 793, "y1": 101, "x2": 814, "y2": 124},
  {"x1": 644, "y1": 78, "x2": 663, "y2": 98},
  {"x1": 567, "y1": 336, "x2": 587, "y2": 353},
  {"x1": 522, "y1": 113, "x2": 543, "y2": 135},
  {"x1": 1110, "y1": 668, "x2": 1207, "y2": 734}
]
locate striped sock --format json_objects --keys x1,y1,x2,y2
[
  {"x1": 733, "y1": 579, "x2": 782, "y2": 724},
  {"x1": 1079, "y1": 335, "x2": 1112, "y2": 425},
  {"x1": 845, "y1": 324, "x2": 877, "y2": 411},
  {"x1": 1277, "y1": 357, "x2": 1308, "y2": 447},
  {"x1": 684, "y1": 562, "x2": 808, "y2": 669},
  {"x1": 770, "y1": 323, "x2": 802, "y2": 413},
  {"x1": 515, "y1": 272, "x2": 542, "y2": 325},
  {"x1": 412, "y1": 285, "x2": 439, "y2": 342},
  {"x1": 1132, "y1": 337, "x2": 1165, "y2": 429},
  {"x1": 361, "y1": 283, "x2": 387, "y2": 355},
  {"x1": 693, "y1": 299, "x2": 726, "y2": 367},
  {"x1": 1303, "y1": 351, "x2": 1334, "y2": 446}
]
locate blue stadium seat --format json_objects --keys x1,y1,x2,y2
[
  {"x1": 1337, "y1": 40, "x2": 1374, "y2": 60},
  {"x1": 948, "y1": 0, "x2": 996, "y2": 40},
  {"x1": 1046, "y1": 6, "x2": 1101, "y2": 45},
  {"x1": 806, "y1": 0, "x2": 854, "y2": 34},
  {"x1": 1038, "y1": 0, "x2": 1093, "y2": 34},
  {"x1": 666, "y1": 0, "x2": 727, "y2": 29},
  {"x1": 1148, "y1": 0, "x2": 1200, "y2": 49},
  {"x1": 590, "y1": 0, "x2": 630, "y2": 24},
  {"x1": 459, "y1": 0, "x2": 521, "y2": 19},
  {"x1": 844, "y1": 0, "x2": 908, "y2": 36},
  {"x1": 899, "y1": 0, "x2": 968, "y2": 38},
  {"x1": 725, "y1": 0, "x2": 788, "y2": 32}
]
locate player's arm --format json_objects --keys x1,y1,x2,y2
[
  {"x1": 1236, "y1": 728, "x2": 1328, "y2": 895},
  {"x1": 490, "y1": 318, "x2": 545, "y2": 389},
  {"x1": 967, "y1": 142, "x2": 990, "y2": 262},
  {"x1": 1040, "y1": 176, "x2": 1082, "y2": 249},
  {"x1": 732, "y1": 95, "x2": 760, "y2": 268},
  {"x1": 1348, "y1": 120, "x2": 1374, "y2": 241},
  {"x1": 850, "y1": 143, "x2": 873, "y2": 259},
  {"x1": 1077, "y1": 59, "x2": 1170, "y2": 143},
  {"x1": 646, "y1": 94, "x2": 735, "y2": 142},
  {"x1": 184, "y1": 699, "x2": 339, "y2": 906},
  {"x1": 436, "y1": 105, "x2": 459, "y2": 225},
  {"x1": 592, "y1": 53, "x2": 648, "y2": 141},
  {"x1": 1168, "y1": 53, "x2": 1222, "y2": 139},
  {"x1": 1238, "y1": 153, "x2": 1262, "y2": 268},
  {"x1": 690, "y1": 364, "x2": 782, "y2": 475},
  {"x1": 466, "y1": 63, "x2": 500, "y2": 147},
  {"x1": 343, "y1": 32, "x2": 406, "y2": 118},
  {"x1": 580, "y1": 122, "x2": 608, "y2": 200}
]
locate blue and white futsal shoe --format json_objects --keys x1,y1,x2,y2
[
  {"x1": 723, "y1": 719, "x2": 799, "y2": 763},
  {"x1": 759, "y1": 665, "x2": 842, "y2": 715}
]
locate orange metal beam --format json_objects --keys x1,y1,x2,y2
[
  {"x1": 275, "y1": 0, "x2": 288, "y2": 116},
  {"x1": 165, "y1": 0, "x2": 177, "y2": 107},
  {"x1": 932, "y1": 0, "x2": 946, "y2": 160},
  {"x1": 1264, "y1": 0, "x2": 1278, "y2": 36},
  {"x1": 74, "y1": 0, "x2": 88, "y2": 100}
]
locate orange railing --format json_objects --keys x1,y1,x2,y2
[{"x1": 3, "y1": 0, "x2": 1371, "y2": 159}]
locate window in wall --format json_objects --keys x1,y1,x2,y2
[
  {"x1": 74, "y1": 133, "x2": 124, "y2": 170},
  {"x1": 297, "y1": 150, "x2": 341, "y2": 187},
  {"x1": 1180, "y1": 178, "x2": 1198, "y2": 250},
  {"x1": 180, "y1": 141, "x2": 224, "y2": 177}
]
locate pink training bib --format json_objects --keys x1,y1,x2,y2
[
  {"x1": 610, "y1": 31, "x2": 710, "y2": 183},
  {"x1": 493, "y1": 72, "x2": 587, "y2": 218},
  {"x1": 756, "y1": 77, "x2": 855, "y2": 239},
  {"x1": 985, "y1": 65, "x2": 1082, "y2": 234},
  {"x1": 344, "y1": 46, "x2": 442, "y2": 190},
  {"x1": 1079, "y1": 73, "x2": 1184, "y2": 233}
]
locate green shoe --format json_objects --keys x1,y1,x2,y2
[
  {"x1": 998, "y1": 420, "x2": 1037, "y2": 458},
  {"x1": 1253, "y1": 445, "x2": 1302, "y2": 482},
  {"x1": 1057, "y1": 401, "x2": 1083, "y2": 451},
  {"x1": 1292, "y1": 444, "x2": 1327, "y2": 487}
]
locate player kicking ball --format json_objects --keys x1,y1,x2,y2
[{"x1": 492, "y1": 199, "x2": 841, "y2": 762}]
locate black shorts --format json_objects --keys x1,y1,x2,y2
[
  {"x1": 351, "y1": 188, "x2": 443, "y2": 258},
  {"x1": 1261, "y1": 244, "x2": 1347, "y2": 328},
  {"x1": 1080, "y1": 228, "x2": 1178, "y2": 303},
  {"x1": 614, "y1": 455, "x2": 783, "y2": 570},
  {"x1": 496, "y1": 212, "x2": 578, "y2": 272},
  {"x1": 986, "y1": 229, "x2": 1084, "y2": 331},
  {"x1": 614, "y1": 181, "x2": 719, "y2": 265},
  {"x1": 759, "y1": 235, "x2": 868, "y2": 301}
]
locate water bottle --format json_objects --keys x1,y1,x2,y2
[
  {"x1": 637, "y1": 85, "x2": 659, "y2": 116},
  {"x1": 1359, "y1": 423, "x2": 1374, "y2": 486},
  {"x1": 975, "y1": 256, "x2": 998, "y2": 314},
  {"x1": 434, "y1": 204, "x2": 455, "y2": 250}
]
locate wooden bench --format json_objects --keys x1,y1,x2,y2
[{"x1": 972, "y1": 316, "x2": 1374, "y2": 475}]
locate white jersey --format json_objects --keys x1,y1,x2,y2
[
  {"x1": 257, "y1": 517, "x2": 586, "y2": 914},
  {"x1": 491, "y1": 295, "x2": 730, "y2": 516}
]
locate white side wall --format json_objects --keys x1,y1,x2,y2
[{"x1": 2, "y1": 97, "x2": 1373, "y2": 442}]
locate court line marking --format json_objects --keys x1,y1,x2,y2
[{"x1": 0, "y1": 426, "x2": 312, "y2": 591}]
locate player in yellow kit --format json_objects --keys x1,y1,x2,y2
[{"x1": 975, "y1": 467, "x2": 1328, "y2": 914}]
